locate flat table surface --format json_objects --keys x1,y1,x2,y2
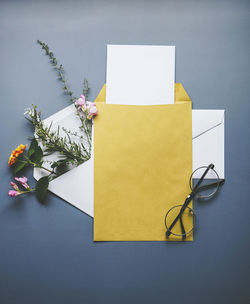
[{"x1": 0, "y1": 1, "x2": 249, "y2": 303}]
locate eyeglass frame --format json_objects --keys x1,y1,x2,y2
[{"x1": 165, "y1": 164, "x2": 225, "y2": 240}]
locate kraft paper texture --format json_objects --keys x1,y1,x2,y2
[{"x1": 94, "y1": 84, "x2": 193, "y2": 241}]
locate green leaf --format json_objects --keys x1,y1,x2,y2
[
  {"x1": 28, "y1": 148, "x2": 35, "y2": 157},
  {"x1": 13, "y1": 161, "x2": 27, "y2": 174},
  {"x1": 32, "y1": 146, "x2": 43, "y2": 163},
  {"x1": 29, "y1": 141, "x2": 43, "y2": 163},
  {"x1": 35, "y1": 176, "x2": 49, "y2": 202},
  {"x1": 50, "y1": 162, "x2": 58, "y2": 169},
  {"x1": 28, "y1": 138, "x2": 38, "y2": 157}
]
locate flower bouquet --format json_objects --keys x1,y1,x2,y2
[{"x1": 8, "y1": 40, "x2": 98, "y2": 202}]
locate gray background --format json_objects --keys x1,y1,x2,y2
[{"x1": 0, "y1": 0, "x2": 249, "y2": 303}]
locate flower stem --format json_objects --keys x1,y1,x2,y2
[
  {"x1": 40, "y1": 166, "x2": 58, "y2": 176},
  {"x1": 22, "y1": 156, "x2": 58, "y2": 176},
  {"x1": 21, "y1": 188, "x2": 35, "y2": 194}
]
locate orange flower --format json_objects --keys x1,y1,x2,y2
[{"x1": 8, "y1": 144, "x2": 27, "y2": 166}]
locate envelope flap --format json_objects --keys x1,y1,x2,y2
[
  {"x1": 95, "y1": 84, "x2": 106, "y2": 102},
  {"x1": 192, "y1": 110, "x2": 225, "y2": 139},
  {"x1": 42, "y1": 104, "x2": 75, "y2": 124},
  {"x1": 175, "y1": 83, "x2": 191, "y2": 103},
  {"x1": 95, "y1": 83, "x2": 191, "y2": 104}
]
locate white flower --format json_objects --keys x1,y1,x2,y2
[
  {"x1": 24, "y1": 108, "x2": 32, "y2": 116},
  {"x1": 24, "y1": 107, "x2": 40, "y2": 122}
]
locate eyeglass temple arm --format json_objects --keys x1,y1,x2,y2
[
  {"x1": 166, "y1": 196, "x2": 191, "y2": 237},
  {"x1": 166, "y1": 164, "x2": 215, "y2": 237},
  {"x1": 179, "y1": 214, "x2": 186, "y2": 240},
  {"x1": 192, "y1": 164, "x2": 214, "y2": 193},
  {"x1": 176, "y1": 179, "x2": 225, "y2": 238},
  {"x1": 196, "y1": 179, "x2": 225, "y2": 193}
]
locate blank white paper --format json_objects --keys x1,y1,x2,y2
[{"x1": 106, "y1": 45, "x2": 175, "y2": 105}]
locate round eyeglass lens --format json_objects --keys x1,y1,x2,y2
[
  {"x1": 165, "y1": 205, "x2": 195, "y2": 237},
  {"x1": 189, "y1": 166, "x2": 220, "y2": 199}
]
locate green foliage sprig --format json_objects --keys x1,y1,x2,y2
[
  {"x1": 25, "y1": 105, "x2": 90, "y2": 168},
  {"x1": 8, "y1": 40, "x2": 95, "y2": 203},
  {"x1": 37, "y1": 40, "x2": 92, "y2": 149}
]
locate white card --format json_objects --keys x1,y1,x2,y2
[{"x1": 106, "y1": 45, "x2": 175, "y2": 105}]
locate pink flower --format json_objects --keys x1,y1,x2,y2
[
  {"x1": 76, "y1": 95, "x2": 98, "y2": 120},
  {"x1": 15, "y1": 176, "x2": 29, "y2": 189},
  {"x1": 10, "y1": 181, "x2": 19, "y2": 191},
  {"x1": 8, "y1": 190, "x2": 21, "y2": 197},
  {"x1": 87, "y1": 102, "x2": 98, "y2": 120},
  {"x1": 8, "y1": 176, "x2": 34, "y2": 197},
  {"x1": 75, "y1": 94, "x2": 86, "y2": 107}
]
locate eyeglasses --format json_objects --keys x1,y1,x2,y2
[{"x1": 165, "y1": 164, "x2": 225, "y2": 240}]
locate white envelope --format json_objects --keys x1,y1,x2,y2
[
  {"x1": 192, "y1": 110, "x2": 225, "y2": 179},
  {"x1": 33, "y1": 104, "x2": 94, "y2": 216},
  {"x1": 34, "y1": 106, "x2": 225, "y2": 217}
]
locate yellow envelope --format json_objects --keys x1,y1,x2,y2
[{"x1": 94, "y1": 84, "x2": 193, "y2": 241}]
